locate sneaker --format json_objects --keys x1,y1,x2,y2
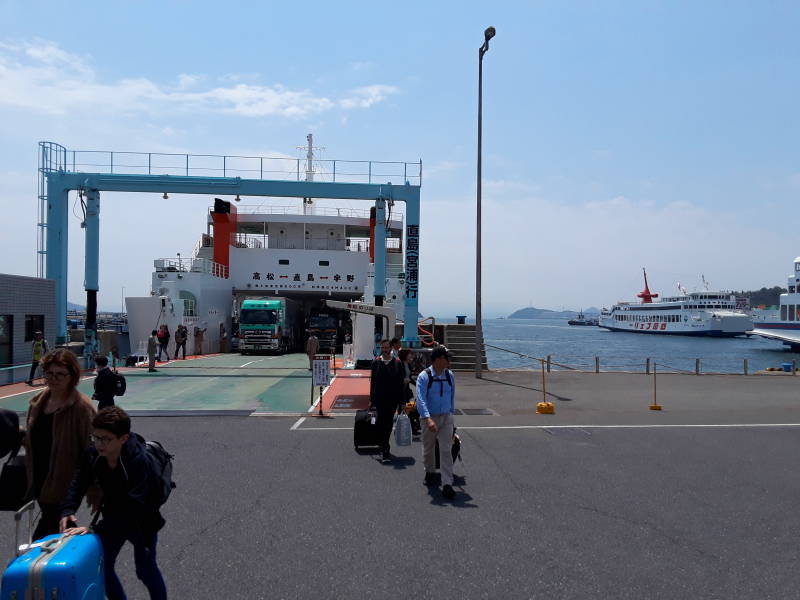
[
  {"x1": 25, "y1": 380, "x2": 33, "y2": 386},
  {"x1": 148, "y1": 368, "x2": 158, "y2": 373},
  {"x1": 381, "y1": 452, "x2": 392, "y2": 463},
  {"x1": 442, "y1": 484, "x2": 456, "y2": 499},
  {"x1": 423, "y1": 472, "x2": 438, "y2": 487}
]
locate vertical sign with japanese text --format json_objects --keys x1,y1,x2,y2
[{"x1": 405, "y1": 224, "x2": 419, "y2": 300}]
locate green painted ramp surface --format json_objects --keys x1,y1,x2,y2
[{"x1": 0, "y1": 353, "x2": 313, "y2": 414}]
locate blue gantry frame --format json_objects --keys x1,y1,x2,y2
[{"x1": 39, "y1": 142, "x2": 422, "y2": 347}]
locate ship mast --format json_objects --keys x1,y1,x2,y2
[
  {"x1": 299, "y1": 133, "x2": 324, "y2": 215},
  {"x1": 637, "y1": 268, "x2": 659, "y2": 303}
]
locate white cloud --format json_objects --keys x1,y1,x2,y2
[
  {"x1": 338, "y1": 85, "x2": 398, "y2": 109},
  {"x1": 0, "y1": 40, "x2": 397, "y2": 119}
]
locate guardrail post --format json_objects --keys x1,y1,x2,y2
[
  {"x1": 186, "y1": 154, "x2": 189, "y2": 176},
  {"x1": 794, "y1": 359, "x2": 797, "y2": 375},
  {"x1": 546, "y1": 355, "x2": 551, "y2": 373},
  {"x1": 333, "y1": 160, "x2": 336, "y2": 182},
  {"x1": 695, "y1": 358, "x2": 701, "y2": 375},
  {"x1": 595, "y1": 356, "x2": 600, "y2": 373},
  {"x1": 645, "y1": 357, "x2": 650, "y2": 375},
  {"x1": 743, "y1": 358, "x2": 748, "y2": 376}
]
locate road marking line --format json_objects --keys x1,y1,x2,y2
[
  {"x1": 290, "y1": 417, "x2": 307, "y2": 430},
  {"x1": 290, "y1": 423, "x2": 800, "y2": 431},
  {"x1": 0, "y1": 375, "x2": 97, "y2": 401},
  {"x1": 239, "y1": 359, "x2": 264, "y2": 368}
]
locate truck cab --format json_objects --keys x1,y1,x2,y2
[{"x1": 239, "y1": 298, "x2": 296, "y2": 354}]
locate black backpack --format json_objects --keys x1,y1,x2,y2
[
  {"x1": 114, "y1": 372, "x2": 126, "y2": 396},
  {"x1": 136, "y1": 435, "x2": 176, "y2": 506},
  {"x1": 425, "y1": 367, "x2": 453, "y2": 391}
]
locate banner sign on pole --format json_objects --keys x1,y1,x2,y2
[{"x1": 312, "y1": 354, "x2": 331, "y2": 386}]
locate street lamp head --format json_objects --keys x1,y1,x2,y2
[{"x1": 484, "y1": 26, "x2": 496, "y2": 42}]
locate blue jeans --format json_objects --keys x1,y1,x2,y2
[{"x1": 99, "y1": 528, "x2": 167, "y2": 600}]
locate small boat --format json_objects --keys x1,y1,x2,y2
[{"x1": 568, "y1": 311, "x2": 598, "y2": 326}]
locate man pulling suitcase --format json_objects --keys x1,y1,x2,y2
[{"x1": 60, "y1": 407, "x2": 168, "y2": 600}]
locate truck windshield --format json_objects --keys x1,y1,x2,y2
[
  {"x1": 309, "y1": 316, "x2": 337, "y2": 329},
  {"x1": 240, "y1": 309, "x2": 277, "y2": 325}
]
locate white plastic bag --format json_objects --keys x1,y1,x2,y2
[{"x1": 394, "y1": 413, "x2": 412, "y2": 447}]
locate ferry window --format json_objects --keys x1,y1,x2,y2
[
  {"x1": 279, "y1": 259, "x2": 290, "y2": 265},
  {"x1": 781, "y1": 305, "x2": 788, "y2": 320},
  {"x1": 178, "y1": 291, "x2": 197, "y2": 317},
  {"x1": 790, "y1": 306, "x2": 796, "y2": 322},
  {"x1": 0, "y1": 315, "x2": 12, "y2": 366},
  {"x1": 790, "y1": 286, "x2": 796, "y2": 293},
  {"x1": 24, "y1": 315, "x2": 45, "y2": 342},
  {"x1": 318, "y1": 260, "x2": 330, "y2": 266}
]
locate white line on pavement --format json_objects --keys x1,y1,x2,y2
[{"x1": 290, "y1": 423, "x2": 800, "y2": 432}]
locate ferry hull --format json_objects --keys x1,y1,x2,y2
[{"x1": 599, "y1": 325, "x2": 746, "y2": 337}]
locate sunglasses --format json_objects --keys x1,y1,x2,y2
[{"x1": 43, "y1": 371, "x2": 70, "y2": 380}]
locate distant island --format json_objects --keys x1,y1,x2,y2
[{"x1": 508, "y1": 306, "x2": 600, "y2": 319}]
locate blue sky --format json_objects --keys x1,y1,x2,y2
[{"x1": 1, "y1": 1, "x2": 799, "y2": 317}]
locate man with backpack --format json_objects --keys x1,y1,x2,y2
[
  {"x1": 60, "y1": 407, "x2": 168, "y2": 600},
  {"x1": 93, "y1": 355, "x2": 120, "y2": 410},
  {"x1": 416, "y1": 346, "x2": 457, "y2": 499}
]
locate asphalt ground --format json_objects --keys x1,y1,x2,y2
[{"x1": 3, "y1": 366, "x2": 800, "y2": 599}]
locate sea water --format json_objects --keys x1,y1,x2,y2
[{"x1": 479, "y1": 318, "x2": 800, "y2": 374}]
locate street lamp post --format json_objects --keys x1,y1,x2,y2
[{"x1": 476, "y1": 25, "x2": 495, "y2": 379}]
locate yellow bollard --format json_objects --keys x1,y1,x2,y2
[
  {"x1": 649, "y1": 361, "x2": 662, "y2": 411},
  {"x1": 536, "y1": 359, "x2": 555, "y2": 415}
]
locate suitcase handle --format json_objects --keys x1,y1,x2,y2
[{"x1": 14, "y1": 500, "x2": 36, "y2": 557}]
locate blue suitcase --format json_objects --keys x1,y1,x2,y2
[{"x1": 1, "y1": 501, "x2": 104, "y2": 599}]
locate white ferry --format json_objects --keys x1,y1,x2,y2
[
  {"x1": 124, "y1": 135, "x2": 415, "y2": 363},
  {"x1": 599, "y1": 270, "x2": 753, "y2": 337},
  {"x1": 750, "y1": 256, "x2": 800, "y2": 351}
]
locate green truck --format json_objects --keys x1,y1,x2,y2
[{"x1": 238, "y1": 298, "x2": 300, "y2": 354}]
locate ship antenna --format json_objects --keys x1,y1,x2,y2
[
  {"x1": 636, "y1": 267, "x2": 659, "y2": 304},
  {"x1": 298, "y1": 133, "x2": 325, "y2": 215}
]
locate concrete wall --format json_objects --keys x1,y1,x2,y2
[{"x1": 0, "y1": 273, "x2": 56, "y2": 384}]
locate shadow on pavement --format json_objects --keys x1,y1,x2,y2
[{"x1": 481, "y1": 376, "x2": 574, "y2": 402}]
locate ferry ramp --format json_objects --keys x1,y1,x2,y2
[{"x1": 0, "y1": 353, "x2": 314, "y2": 414}]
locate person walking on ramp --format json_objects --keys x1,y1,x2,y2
[
  {"x1": 93, "y1": 355, "x2": 118, "y2": 410},
  {"x1": 416, "y1": 346, "x2": 457, "y2": 499},
  {"x1": 369, "y1": 339, "x2": 405, "y2": 463},
  {"x1": 26, "y1": 330, "x2": 49, "y2": 385},
  {"x1": 60, "y1": 407, "x2": 168, "y2": 600}
]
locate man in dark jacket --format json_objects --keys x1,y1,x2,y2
[
  {"x1": 60, "y1": 407, "x2": 167, "y2": 600},
  {"x1": 370, "y1": 339, "x2": 406, "y2": 463},
  {"x1": 92, "y1": 355, "x2": 117, "y2": 410}
]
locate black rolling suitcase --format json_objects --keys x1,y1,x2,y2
[{"x1": 354, "y1": 409, "x2": 381, "y2": 448}]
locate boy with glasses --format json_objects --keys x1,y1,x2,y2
[{"x1": 60, "y1": 407, "x2": 167, "y2": 600}]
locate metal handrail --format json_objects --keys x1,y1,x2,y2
[{"x1": 39, "y1": 144, "x2": 422, "y2": 186}]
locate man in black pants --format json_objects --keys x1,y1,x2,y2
[
  {"x1": 369, "y1": 339, "x2": 405, "y2": 463},
  {"x1": 92, "y1": 355, "x2": 117, "y2": 410}
]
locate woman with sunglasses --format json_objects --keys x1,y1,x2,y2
[{"x1": 24, "y1": 348, "x2": 96, "y2": 539}]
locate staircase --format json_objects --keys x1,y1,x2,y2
[{"x1": 443, "y1": 324, "x2": 487, "y2": 371}]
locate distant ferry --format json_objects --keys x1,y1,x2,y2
[
  {"x1": 599, "y1": 270, "x2": 752, "y2": 337},
  {"x1": 749, "y1": 256, "x2": 800, "y2": 351}
]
